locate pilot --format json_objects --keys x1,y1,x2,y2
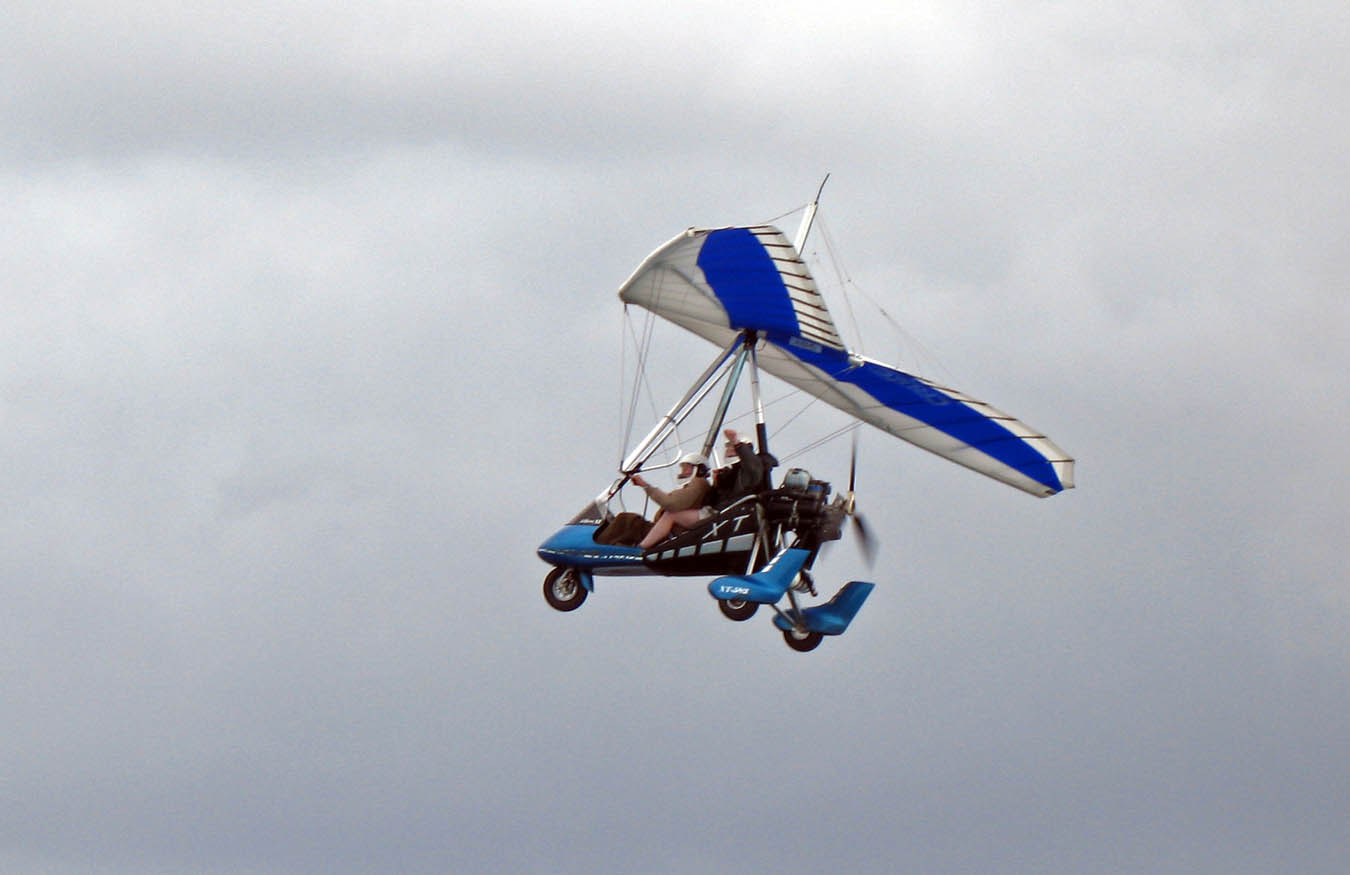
[{"x1": 632, "y1": 451, "x2": 710, "y2": 549}]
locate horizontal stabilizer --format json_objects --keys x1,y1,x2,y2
[
  {"x1": 773, "y1": 581, "x2": 875, "y2": 636},
  {"x1": 708, "y1": 548, "x2": 812, "y2": 605}
]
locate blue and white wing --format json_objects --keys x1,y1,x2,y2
[{"x1": 618, "y1": 225, "x2": 1074, "y2": 497}]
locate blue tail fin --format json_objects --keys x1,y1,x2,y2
[
  {"x1": 773, "y1": 581, "x2": 875, "y2": 636},
  {"x1": 708, "y1": 548, "x2": 812, "y2": 605}
]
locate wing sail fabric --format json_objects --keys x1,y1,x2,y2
[
  {"x1": 618, "y1": 225, "x2": 1074, "y2": 497},
  {"x1": 754, "y1": 341, "x2": 1075, "y2": 497},
  {"x1": 620, "y1": 226, "x2": 845, "y2": 351}
]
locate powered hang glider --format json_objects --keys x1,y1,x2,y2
[{"x1": 537, "y1": 197, "x2": 1074, "y2": 652}]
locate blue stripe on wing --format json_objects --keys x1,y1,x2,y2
[
  {"x1": 768, "y1": 338, "x2": 1065, "y2": 494},
  {"x1": 697, "y1": 228, "x2": 802, "y2": 338}
]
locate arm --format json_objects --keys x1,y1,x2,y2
[
  {"x1": 665, "y1": 478, "x2": 710, "y2": 511},
  {"x1": 638, "y1": 478, "x2": 709, "y2": 512},
  {"x1": 731, "y1": 442, "x2": 764, "y2": 492}
]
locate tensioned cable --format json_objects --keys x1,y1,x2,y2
[
  {"x1": 620, "y1": 305, "x2": 660, "y2": 465},
  {"x1": 620, "y1": 282, "x2": 700, "y2": 469},
  {"x1": 721, "y1": 384, "x2": 849, "y2": 463},
  {"x1": 815, "y1": 214, "x2": 954, "y2": 384},
  {"x1": 777, "y1": 421, "x2": 861, "y2": 465},
  {"x1": 814, "y1": 214, "x2": 863, "y2": 354},
  {"x1": 762, "y1": 201, "x2": 810, "y2": 228}
]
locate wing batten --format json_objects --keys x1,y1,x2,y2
[{"x1": 617, "y1": 222, "x2": 1074, "y2": 497}]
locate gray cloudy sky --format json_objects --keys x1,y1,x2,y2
[{"x1": 4, "y1": 1, "x2": 1347, "y2": 872}]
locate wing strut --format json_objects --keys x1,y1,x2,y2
[
  {"x1": 602, "y1": 332, "x2": 744, "y2": 505},
  {"x1": 698, "y1": 331, "x2": 757, "y2": 462}
]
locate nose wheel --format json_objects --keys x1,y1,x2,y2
[{"x1": 543, "y1": 567, "x2": 587, "y2": 612}]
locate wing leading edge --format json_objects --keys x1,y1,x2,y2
[{"x1": 617, "y1": 224, "x2": 1074, "y2": 497}]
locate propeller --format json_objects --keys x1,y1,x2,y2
[{"x1": 845, "y1": 429, "x2": 878, "y2": 567}]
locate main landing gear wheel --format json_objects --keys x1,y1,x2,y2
[
  {"x1": 543, "y1": 567, "x2": 587, "y2": 612},
  {"x1": 783, "y1": 627, "x2": 823, "y2": 652},
  {"x1": 718, "y1": 598, "x2": 759, "y2": 622}
]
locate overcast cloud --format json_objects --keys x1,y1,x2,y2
[{"x1": 3, "y1": 2, "x2": 1347, "y2": 872}]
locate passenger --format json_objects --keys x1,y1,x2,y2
[
  {"x1": 633, "y1": 452, "x2": 710, "y2": 549},
  {"x1": 705, "y1": 428, "x2": 773, "y2": 511}
]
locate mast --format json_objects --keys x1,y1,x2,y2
[
  {"x1": 749, "y1": 338, "x2": 768, "y2": 454},
  {"x1": 699, "y1": 333, "x2": 754, "y2": 461},
  {"x1": 793, "y1": 173, "x2": 830, "y2": 253}
]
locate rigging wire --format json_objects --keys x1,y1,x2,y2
[
  {"x1": 812, "y1": 211, "x2": 955, "y2": 385},
  {"x1": 777, "y1": 421, "x2": 862, "y2": 465},
  {"x1": 621, "y1": 305, "x2": 660, "y2": 462},
  {"x1": 762, "y1": 200, "x2": 810, "y2": 228},
  {"x1": 771, "y1": 198, "x2": 933, "y2": 378},
  {"x1": 720, "y1": 383, "x2": 814, "y2": 439},
  {"x1": 620, "y1": 283, "x2": 700, "y2": 471},
  {"x1": 618, "y1": 306, "x2": 629, "y2": 464},
  {"x1": 814, "y1": 214, "x2": 864, "y2": 354},
  {"x1": 721, "y1": 384, "x2": 857, "y2": 465},
  {"x1": 766, "y1": 390, "x2": 824, "y2": 439}
]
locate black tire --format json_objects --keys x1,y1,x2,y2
[
  {"x1": 783, "y1": 627, "x2": 823, "y2": 652},
  {"x1": 718, "y1": 598, "x2": 759, "y2": 622},
  {"x1": 543, "y1": 567, "x2": 587, "y2": 612}
]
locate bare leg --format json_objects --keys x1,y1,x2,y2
[
  {"x1": 639, "y1": 508, "x2": 703, "y2": 549},
  {"x1": 639, "y1": 514, "x2": 675, "y2": 548}
]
